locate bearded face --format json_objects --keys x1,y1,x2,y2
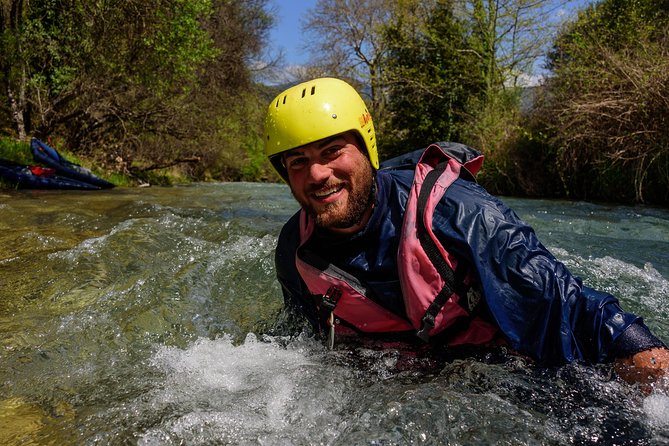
[{"x1": 284, "y1": 133, "x2": 375, "y2": 234}]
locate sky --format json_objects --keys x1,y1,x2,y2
[
  {"x1": 268, "y1": 0, "x2": 318, "y2": 67},
  {"x1": 266, "y1": 0, "x2": 594, "y2": 84}
]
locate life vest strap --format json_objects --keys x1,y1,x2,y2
[
  {"x1": 416, "y1": 262, "x2": 470, "y2": 341},
  {"x1": 414, "y1": 161, "x2": 471, "y2": 340}
]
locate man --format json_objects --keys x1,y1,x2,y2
[{"x1": 264, "y1": 77, "x2": 669, "y2": 388}]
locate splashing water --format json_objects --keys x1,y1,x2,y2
[{"x1": 1, "y1": 185, "x2": 668, "y2": 445}]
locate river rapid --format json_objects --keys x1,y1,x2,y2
[{"x1": 1, "y1": 182, "x2": 669, "y2": 445}]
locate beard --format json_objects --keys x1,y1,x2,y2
[
  {"x1": 312, "y1": 177, "x2": 374, "y2": 229},
  {"x1": 294, "y1": 160, "x2": 375, "y2": 231}
]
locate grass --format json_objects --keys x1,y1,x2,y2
[{"x1": 0, "y1": 138, "x2": 32, "y2": 164}]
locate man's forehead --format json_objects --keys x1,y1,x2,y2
[{"x1": 283, "y1": 135, "x2": 347, "y2": 158}]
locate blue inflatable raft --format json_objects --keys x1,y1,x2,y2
[
  {"x1": 30, "y1": 138, "x2": 115, "y2": 189},
  {"x1": 0, "y1": 157, "x2": 103, "y2": 190}
]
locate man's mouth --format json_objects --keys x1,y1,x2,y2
[{"x1": 312, "y1": 183, "x2": 344, "y2": 199}]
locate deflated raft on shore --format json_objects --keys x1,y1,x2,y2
[
  {"x1": 30, "y1": 138, "x2": 115, "y2": 189},
  {"x1": 0, "y1": 139, "x2": 114, "y2": 190}
]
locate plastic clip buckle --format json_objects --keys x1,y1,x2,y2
[
  {"x1": 416, "y1": 313, "x2": 435, "y2": 343},
  {"x1": 322, "y1": 287, "x2": 341, "y2": 350}
]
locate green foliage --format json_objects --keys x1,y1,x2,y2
[
  {"x1": 204, "y1": 85, "x2": 279, "y2": 183},
  {"x1": 0, "y1": 138, "x2": 32, "y2": 164},
  {"x1": 381, "y1": 1, "x2": 486, "y2": 158},
  {"x1": 1, "y1": 0, "x2": 219, "y2": 138},
  {"x1": 467, "y1": 0, "x2": 503, "y2": 95},
  {"x1": 105, "y1": 172, "x2": 133, "y2": 188},
  {"x1": 0, "y1": 0, "x2": 277, "y2": 185},
  {"x1": 239, "y1": 136, "x2": 269, "y2": 181},
  {"x1": 548, "y1": 0, "x2": 667, "y2": 71},
  {"x1": 4, "y1": 0, "x2": 667, "y2": 203},
  {"x1": 460, "y1": 90, "x2": 519, "y2": 190},
  {"x1": 139, "y1": 0, "x2": 218, "y2": 89},
  {"x1": 538, "y1": 0, "x2": 669, "y2": 204}
]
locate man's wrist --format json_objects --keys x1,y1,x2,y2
[{"x1": 612, "y1": 322, "x2": 667, "y2": 359}]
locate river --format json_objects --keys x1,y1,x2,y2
[{"x1": 1, "y1": 182, "x2": 668, "y2": 445}]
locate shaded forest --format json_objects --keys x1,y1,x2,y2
[{"x1": 1, "y1": 0, "x2": 668, "y2": 205}]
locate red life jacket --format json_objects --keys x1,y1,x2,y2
[{"x1": 295, "y1": 144, "x2": 499, "y2": 347}]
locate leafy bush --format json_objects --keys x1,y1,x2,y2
[{"x1": 538, "y1": 0, "x2": 669, "y2": 204}]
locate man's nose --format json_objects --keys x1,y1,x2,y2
[{"x1": 307, "y1": 160, "x2": 331, "y2": 182}]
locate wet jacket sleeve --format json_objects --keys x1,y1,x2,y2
[{"x1": 435, "y1": 179, "x2": 643, "y2": 365}]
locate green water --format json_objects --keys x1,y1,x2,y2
[{"x1": 1, "y1": 184, "x2": 668, "y2": 445}]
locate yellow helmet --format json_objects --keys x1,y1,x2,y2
[{"x1": 264, "y1": 77, "x2": 378, "y2": 181}]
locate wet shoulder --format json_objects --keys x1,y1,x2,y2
[
  {"x1": 377, "y1": 168, "x2": 414, "y2": 193},
  {"x1": 443, "y1": 178, "x2": 525, "y2": 224}
]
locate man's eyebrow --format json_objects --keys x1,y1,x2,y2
[
  {"x1": 317, "y1": 136, "x2": 343, "y2": 148},
  {"x1": 284, "y1": 136, "x2": 344, "y2": 159},
  {"x1": 283, "y1": 150, "x2": 304, "y2": 160}
]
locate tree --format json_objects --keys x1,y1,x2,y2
[
  {"x1": 443, "y1": 0, "x2": 578, "y2": 197},
  {"x1": 1, "y1": 0, "x2": 30, "y2": 139},
  {"x1": 381, "y1": 0, "x2": 485, "y2": 156},
  {"x1": 463, "y1": 0, "x2": 576, "y2": 95},
  {"x1": 0, "y1": 0, "x2": 216, "y2": 142},
  {"x1": 1, "y1": 1, "x2": 277, "y2": 182},
  {"x1": 539, "y1": 0, "x2": 669, "y2": 204},
  {"x1": 181, "y1": 0, "x2": 277, "y2": 181},
  {"x1": 302, "y1": 0, "x2": 396, "y2": 123}
]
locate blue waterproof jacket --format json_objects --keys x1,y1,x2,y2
[{"x1": 275, "y1": 144, "x2": 663, "y2": 365}]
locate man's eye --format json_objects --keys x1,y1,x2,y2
[
  {"x1": 323, "y1": 145, "x2": 343, "y2": 159},
  {"x1": 287, "y1": 158, "x2": 307, "y2": 169}
]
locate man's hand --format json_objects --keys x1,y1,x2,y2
[{"x1": 614, "y1": 347, "x2": 669, "y2": 392}]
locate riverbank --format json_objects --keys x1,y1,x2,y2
[
  {"x1": 2, "y1": 135, "x2": 668, "y2": 209},
  {"x1": 0, "y1": 137, "x2": 159, "y2": 189}
]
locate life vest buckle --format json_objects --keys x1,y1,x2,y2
[
  {"x1": 319, "y1": 286, "x2": 341, "y2": 350},
  {"x1": 416, "y1": 313, "x2": 436, "y2": 342},
  {"x1": 321, "y1": 286, "x2": 342, "y2": 311}
]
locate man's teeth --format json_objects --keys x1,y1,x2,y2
[{"x1": 314, "y1": 185, "x2": 342, "y2": 197}]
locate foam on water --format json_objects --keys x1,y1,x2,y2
[
  {"x1": 139, "y1": 334, "x2": 348, "y2": 445},
  {"x1": 47, "y1": 218, "x2": 137, "y2": 261},
  {"x1": 644, "y1": 392, "x2": 669, "y2": 428},
  {"x1": 133, "y1": 333, "x2": 669, "y2": 445},
  {"x1": 3, "y1": 185, "x2": 669, "y2": 445}
]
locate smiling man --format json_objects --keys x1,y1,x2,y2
[
  {"x1": 281, "y1": 133, "x2": 374, "y2": 233},
  {"x1": 264, "y1": 77, "x2": 669, "y2": 390}
]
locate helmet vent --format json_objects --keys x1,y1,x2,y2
[
  {"x1": 282, "y1": 95, "x2": 287, "y2": 105},
  {"x1": 301, "y1": 89, "x2": 306, "y2": 98},
  {"x1": 311, "y1": 86, "x2": 316, "y2": 95}
]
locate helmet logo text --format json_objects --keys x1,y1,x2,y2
[{"x1": 358, "y1": 112, "x2": 372, "y2": 127}]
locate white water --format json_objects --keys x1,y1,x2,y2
[{"x1": 1, "y1": 184, "x2": 668, "y2": 445}]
